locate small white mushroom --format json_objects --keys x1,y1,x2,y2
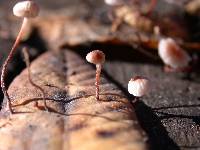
[
  {"x1": 86, "y1": 50, "x2": 105, "y2": 100},
  {"x1": 128, "y1": 76, "x2": 150, "y2": 97},
  {"x1": 104, "y1": 0, "x2": 124, "y2": 6},
  {"x1": 13, "y1": 1, "x2": 39, "y2": 18},
  {"x1": 1, "y1": 0, "x2": 40, "y2": 114},
  {"x1": 158, "y1": 38, "x2": 191, "y2": 69}
]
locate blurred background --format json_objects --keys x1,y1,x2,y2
[{"x1": 0, "y1": 0, "x2": 200, "y2": 149}]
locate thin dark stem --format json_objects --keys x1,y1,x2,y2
[
  {"x1": 22, "y1": 47, "x2": 49, "y2": 111},
  {"x1": 1, "y1": 18, "x2": 28, "y2": 114},
  {"x1": 95, "y1": 64, "x2": 102, "y2": 101}
]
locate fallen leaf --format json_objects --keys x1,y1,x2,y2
[{"x1": 0, "y1": 49, "x2": 148, "y2": 150}]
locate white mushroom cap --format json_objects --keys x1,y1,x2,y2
[
  {"x1": 128, "y1": 76, "x2": 150, "y2": 97},
  {"x1": 104, "y1": 0, "x2": 124, "y2": 6},
  {"x1": 86, "y1": 50, "x2": 105, "y2": 65},
  {"x1": 13, "y1": 1, "x2": 39, "y2": 18},
  {"x1": 158, "y1": 38, "x2": 191, "y2": 69}
]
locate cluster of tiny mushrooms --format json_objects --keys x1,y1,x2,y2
[{"x1": 1, "y1": 0, "x2": 192, "y2": 114}]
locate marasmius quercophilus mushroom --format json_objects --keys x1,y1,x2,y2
[
  {"x1": 86, "y1": 50, "x2": 105, "y2": 101},
  {"x1": 158, "y1": 38, "x2": 191, "y2": 72},
  {"x1": 1, "y1": 0, "x2": 39, "y2": 114},
  {"x1": 128, "y1": 76, "x2": 150, "y2": 98}
]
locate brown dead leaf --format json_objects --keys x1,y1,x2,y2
[{"x1": 0, "y1": 49, "x2": 148, "y2": 150}]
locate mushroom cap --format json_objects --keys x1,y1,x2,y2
[
  {"x1": 104, "y1": 0, "x2": 124, "y2": 6},
  {"x1": 86, "y1": 50, "x2": 105, "y2": 65},
  {"x1": 158, "y1": 38, "x2": 191, "y2": 69},
  {"x1": 128, "y1": 76, "x2": 150, "y2": 97},
  {"x1": 13, "y1": 1, "x2": 39, "y2": 18}
]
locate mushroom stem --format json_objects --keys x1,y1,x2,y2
[
  {"x1": 22, "y1": 47, "x2": 48, "y2": 111},
  {"x1": 95, "y1": 64, "x2": 102, "y2": 100},
  {"x1": 86, "y1": 50, "x2": 105, "y2": 101},
  {"x1": 1, "y1": 18, "x2": 28, "y2": 114}
]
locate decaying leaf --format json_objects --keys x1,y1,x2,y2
[
  {"x1": 0, "y1": 49, "x2": 148, "y2": 150},
  {"x1": 21, "y1": 0, "x2": 200, "y2": 53}
]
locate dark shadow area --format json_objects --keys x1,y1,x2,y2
[
  {"x1": 185, "y1": 13, "x2": 200, "y2": 42},
  {"x1": 62, "y1": 41, "x2": 200, "y2": 85},
  {"x1": 134, "y1": 101, "x2": 180, "y2": 150},
  {"x1": 61, "y1": 42, "x2": 161, "y2": 65}
]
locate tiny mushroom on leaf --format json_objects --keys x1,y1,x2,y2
[
  {"x1": 13, "y1": 1, "x2": 39, "y2": 18},
  {"x1": 158, "y1": 38, "x2": 191, "y2": 72},
  {"x1": 86, "y1": 50, "x2": 105, "y2": 101},
  {"x1": 104, "y1": 0, "x2": 124, "y2": 6},
  {"x1": 128, "y1": 76, "x2": 150, "y2": 97},
  {"x1": 1, "y1": 0, "x2": 40, "y2": 114}
]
